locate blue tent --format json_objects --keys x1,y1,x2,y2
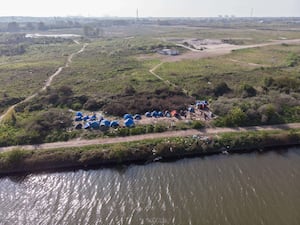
[
  {"x1": 84, "y1": 122, "x2": 91, "y2": 129},
  {"x1": 90, "y1": 121, "x2": 100, "y2": 129},
  {"x1": 124, "y1": 118, "x2": 135, "y2": 127},
  {"x1": 75, "y1": 116, "x2": 83, "y2": 121},
  {"x1": 158, "y1": 111, "x2": 164, "y2": 117},
  {"x1": 134, "y1": 114, "x2": 142, "y2": 120},
  {"x1": 123, "y1": 114, "x2": 133, "y2": 120},
  {"x1": 188, "y1": 107, "x2": 195, "y2": 113},
  {"x1": 100, "y1": 119, "x2": 111, "y2": 127},
  {"x1": 90, "y1": 114, "x2": 97, "y2": 121},
  {"x1": 110, "y1": 120, "x2": 119, "y2": 128},
  {"x1": 151, "y1": 111, "x2": 158, "y2": 117},
  {"x1": 145, "y1": 112, "x2": 152, "y2": 117},
  {"x1": 83, "y1": 115, "x2": 89, "y2": 121},
  {"x1": 76, "y1": 111, "x2": 83, "y2": 117}
]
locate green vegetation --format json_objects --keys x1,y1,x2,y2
[
  {"x1": 1, "y1": 129, "x2": 299, "y2": 175},
  {"x1": 0, "y1": 18, "x2": 300, "y2": 146}
]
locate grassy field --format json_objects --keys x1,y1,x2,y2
[
  {"x1": 0, "y1": 38, "x2": 80, "y2": 106},
  {"x1": 155, "y1": 44, "x2": 300, "y2": 96},
  {"x1": 0, "y1": 19, "x2": 300, "y2": 146}
]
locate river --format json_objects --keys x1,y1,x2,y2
[{"x1": 0, "y1": 148, "x2": 299, "y2": 225}]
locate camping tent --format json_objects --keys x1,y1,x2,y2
[
  {"x1": 171, "y1": 110, "x2": 179, "y2": 117},
  {"x1": 75, "y1": 116, "x2": 83, "y2": 121},
  {"x1": 145, "y1": 112, "x2": 152, "y2": 117},
  {"x1": 158, "y1": 111, "x2": 164, "y2": 117},
  {"x1": 134, "y1": 114, "x2": 142, "y2": 120},
  {"x1": 100, "y1": 119, "x2": 111, "y2": 127},
  {"x1": 76, "y1": 111, "x2": 83, "y2": 117},
  {"x1": 151, "y1": 111, "x2": 158, "y2": 117},
  {"x1": 188, "y1": 107, "x2": 195, "y2": 113},
  {"x1": 90, "y1": 121, "x2": 100, "y2": 129},
  {"x1": 164, "y1": 110, "x2": 171, "y2": 117},
  {"x1": 90, "y1": 114, "x2": 97, "y2": 121},
  {"x1": 110, "y1": 121, "x2": 119, "y2": 128},
  {"x1": 123, "y1": 114, "x2": 133, "y2": 120},
  {"x1": 83, "y1": 115, "x2": 89, "y2": 121},
  {"x1": 84, "y1": 122, "x2": 91, "y2": 129},
  {"x1": 124, "y1": 118, "x2": 135, "y2": 127}
]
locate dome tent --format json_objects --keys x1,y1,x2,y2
[
  {"x1": 123, "y1": 114, "x2": 133, "y2": 120},
  {"x1": 75, "y1": 116, "x2": 83, "y2": 121},
  {"x1": 124, "y1": 118, "x2": 135, "y2": 127},
  {"x1": 145, "y1": 112, "x2": 152, "y2": 117},
  {"x1": 151, "y1": 111, "x2": 158, "y2": 117},
  {"x1": 84, "y1": 122, "x2": 91, "y2": 129},
  {"x1": 188, "y1": 107, "x2": 195, "y2": 113},
  {"x1": 110, "y1": 120, "x2": 119, "y2": 128},
  {"x1": 76, "y1": 111, "x2": 83, "y2": 117},
  {"x1": 134, "y1": 114, "x2": 142, "y2": 120},
  {"x1": 90, "y1": 121, "x2": 100, "y2": 129},
  {"x1": 158, "y1": 111, "x2": 164, "y2": 117},
  {"x1": 83, "y1": 115, "x2": 90, "y2": 121},
  {"x1": 100, "y1": 119, "x2": 111, "y2": 127}
]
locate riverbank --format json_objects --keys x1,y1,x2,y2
[{"x1": 0, "y1": 128, "x2": 300, "y2": 176}]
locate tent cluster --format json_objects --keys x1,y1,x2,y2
[
  {"x1": 74, "y1": 112, "x2": 143, "y2": 130},
  {"x1": 196, "y1": 100, "x2": 209, "y2": 110},
  {"x1": 74, "y1": 112, "x2": 120, "y2": 130},
  {"x1": 145, "y1": 110, "x2": 172, "y2": 118}
]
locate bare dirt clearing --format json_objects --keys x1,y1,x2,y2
[{"x1": 138, "y1": 39, "x2": 300, "y2": 63}]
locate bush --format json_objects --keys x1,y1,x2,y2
[
  {"x1": 192, "y1": 121, "x2": 204, "y2": 129},
  {"x1": 214, "y1": 82, "x2": 231, "y2": 97},
  {"x1": 215, "y1": 107, "x2": 247, "y2": 127},
  {"x1": 240, "y1": 84, "x2": 257, "y2": 98}
]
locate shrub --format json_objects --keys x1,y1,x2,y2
[
  {"x1": 192, "y1": 121, "x2": 204, "y2": 129},
  {"x1": 240, "y1": 84, "x2": 257, "y2": 98},
  {"x1": 213, "y1": 82, "x2": 231, "y2": 97}
]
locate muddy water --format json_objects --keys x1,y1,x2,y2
[{"x1": 1, "y1": 148, "x2": 299, "y2": 225}]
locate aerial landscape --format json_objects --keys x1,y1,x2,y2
[{"x1": 0, "y1": 0, "x2": 300, "y2": 224}]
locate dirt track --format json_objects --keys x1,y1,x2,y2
[
  {"x1": 1, "y1": 123, "x2": 299, "y2": 152},
  {"x1": 0, "y1": 42, "x2": 88, "y2": 123}
]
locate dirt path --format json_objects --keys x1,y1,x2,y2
[
  {"x1": 0, "y1": 42, "x2": 88, "y2": 123},
  {"x1": 1, "y1": 123, "x2": 299, "y2": 152},
  {"x1": 149, "y1": 62, "x2": 190, "y2": 96},
  {"x1": 148, "y1": 38, "x2": 300, "y2": 96},
  {"x1": 228, "y1": 59, "x2": 271, "y2": 67}
]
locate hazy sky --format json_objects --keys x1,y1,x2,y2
[{"x1": 1, "y1": 0, "x2": 299, "y2": 17}]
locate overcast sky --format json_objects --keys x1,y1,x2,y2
[{"x1": 1, "y1": 0, "x2": 299, "y2": 17}]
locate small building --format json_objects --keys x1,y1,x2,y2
[{"x1": 158, "y1": 48, "x2": 179, "y2": 56}]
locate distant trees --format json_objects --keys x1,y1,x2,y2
[
  {"x1": 83, "y1": 25, "x2": 103, "y2": 37},
  {"x1": 7, "y1": 22, "x2": 20, "y2": 32},
  {"x1": 37, "y1": 22, "x2": 48, "y2": 31},
  {"x1": 25, "y1": 22, "x2": 35, "y2": 31}
]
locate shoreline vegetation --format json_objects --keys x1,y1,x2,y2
[{"x1": 0, "y1": 128, "x2": 299, "y2": 176}]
